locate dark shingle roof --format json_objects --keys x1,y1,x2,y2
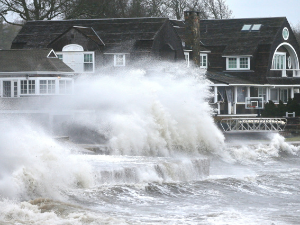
[
  {"x1": 12, "y1": 18, "x2": 169, "y2": 49},
  {"x1": 171, "y1": 17, "x2": 287, "y2": 55},
  {"x1": 267, "y1": 77, "x2": 300, "y2": 85},
  {"x1": 200, "y1": 17, "x2": 287, "y2": 55},
  {"x1": 0, "y1": 49, "x2": 73, "y2": 73},
  {"x1": 72, "y1": 26, "x2": 105, "y2": 46},
  {"x1": 206, "y1": 71, "x2": 256, "y2": 84}
]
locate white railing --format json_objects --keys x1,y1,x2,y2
[
  {"x1": 220, "y1": 118, "x2": 287, "y2": 133},
  {"x1": 270, "y1": 69, "x2": 300, "y2": 77}
]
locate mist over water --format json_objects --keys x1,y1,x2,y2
[
  {"x1": 60, "y1": 61, "x2": 225, "y2": 156},
  {"x1": 1, "y1": 61, "x2": 300, "y2": 224}
]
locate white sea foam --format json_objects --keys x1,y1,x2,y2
[
  {"x1": 222, "y1": 133, "x2": 300, "y2": 164},
  {"x1": 0, "y1": 120, "x2": 94, "y2": 200},
  {"x1": 0, "y1": 199, "x2": 128, "y2": 225},
  {"x1": 65, "y1": 62, "x2": 225, "y2": 156}
]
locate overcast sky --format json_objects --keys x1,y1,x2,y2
[{"x1": 226, "y1": 0, "x2": 300, "y2": 26}]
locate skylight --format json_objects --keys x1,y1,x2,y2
[
  {"x1": 241, "y1": 24, "x2": 262, "y2": 32},
  {"x1": 241, "y1": 24, "x2": 252, "y2": 31},
  {"x1": 251, "y1": 24, "x2": 262, "y2": 31}
]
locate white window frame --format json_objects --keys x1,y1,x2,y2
[
  {"x1": 39, "y1": 79, "x2": 56, "y2": 95},
  {"x1": 200, "y1": 53, "x2": 208, "y2": 69},
  {"x1": 258, "y1": 87, "x2": 267, "y2": 101},
  {"x1": 272, "y1": 52, "x2": 286, "y2": 77},
  {"x1": 84, "y1": 53, "x2": 94, "y2": 72},
  {"x1": 226, "y1": 57, "x2": 250, "y2": 70},
  {"x1": 20, "y1": 80, "x2": 36, "y2": 95},
  {"x1": 59, "y1": 79, "x2": 73, "y2": 94},
  {"x1": 114, "y1": 54, "x2": 126, "y2": 67},
  {"x1": 184, "y1": 52, "x2": 190, "y2": 67},
  {"x1": 282, "y1": 27, "x2": 289, "y2": 40}
]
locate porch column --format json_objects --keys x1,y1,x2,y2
[
  {"x1": 247, "y1": 87, "x2": 250, "y2": 97},
  {"x1": 228, "y1": 102, "x2": 231, "y2": 114},
  {"x1": 266, "y1": 87, "x2": 269, "y2": 102},
  {"x1": 217, "y1": 102, "x2": 220, "y2": 114},
  {"x1": 214, "y1": 86, "x2": 218, "y2": 103},
  {"x1": 291, "y1": 88, "x2": 295, "y2": 99},
  {"x1": 233, "y1": 86, "x2": 237, "y2": 114}
]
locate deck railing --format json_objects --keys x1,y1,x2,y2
[{"x1": 220, "y1": 118, "x2": 287, "y2": 133}]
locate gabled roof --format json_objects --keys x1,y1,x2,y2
[
  {"x1": 12, "y1": 18, "x2": 169, "y2": 49},
  {"x1": 49, "y1": 26, "x2": 105, "y2": 47},
  {"x1": 200, "y1": 17, "x2": 287, "y2": 56},
  {"x1": 0, "y1": 49, "x2": 73, "y2": 73}
]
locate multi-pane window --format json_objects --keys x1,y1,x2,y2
[
  {"x1": 272, "y1": 52, "x2": 286, "y2": 76},
  {"x1": 239, "y1": 58, "x2": 249, "y2": 68},
  {"x1": 273, "y1": 53, "x2": 286, "y2": 69},
  {"x1": 228, "y1": 58, "x2": 237, "y2": 69},
  {"x1": 21, "y1": 80, "x2": 35, "y2": 94},
  {"x1": 40, "y1": 80, "x2": 55, "y2": 94},
  {"x1": 226, "y1": 57, "x2": 250, "y2": 70},
  {"x1": 200, "y1": 54, "x2": 207, "y2": 69},
  {"x1": 3, "y1": 81, "x2": 11, "y2": 97},
  {"x1": 114, "y1": 54, "x2": 125, "y2": 66},
  {"x1": 258, "y1": 87, "x2": 267, "y2": 101},
  {"x1": 84, "y1": 53, "x2": 93, "y2": 72},
  {"x1": 59, "y1": 80, "x2": 72, "y2": 94},
  {"x1": 14, "y1": 81, "x2": 18, "y2": 97}
]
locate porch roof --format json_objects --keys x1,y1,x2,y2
[
  {"x1": 0, "y1": 49, "x2": 73, "y2": 73},
  {"x1": 206, "y1": 71, "x2": 256, "y2": 85}
]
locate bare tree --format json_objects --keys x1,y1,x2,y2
[
  {"x1": 144, "y1": 0, "x2": 167, "y2": 17},
  {"x1": 292, "y1": 22, "x2": 300, "y2": 46},
  {"x1": 164, "y1": 0, "x2": 232, "y2": 20},
  {"x1": 63, "y1": 0, "x2": 131, "y2": 19},
  {"x1": 202, "y1": 0, "x2": 232, "y2": 19},
  {"x1": 0, "y1": 0, "x2": 70, "y2": 25},
  {"x1": 0, "y1": 0, "x2": 232, "y2": 25}
]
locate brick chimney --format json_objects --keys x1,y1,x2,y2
[{"x1": 184, "y1": 11, "x2": 201, "y2": 66}]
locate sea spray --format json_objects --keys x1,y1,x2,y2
[
  {"x1": 63, "y1": 61, "x2": 225, "y2": 156},
  {"x1": 223, "y1": 133, "x2": 300, "y2": 164},
  {"x1": 0, "y1": 120, "x2": 94, "y2": 200}
]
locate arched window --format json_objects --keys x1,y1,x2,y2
[
  {"x1": 62, "y1": 44, "x2": 84, "y2": 51},
  {"x1": 272, "y1": 43, "x2": 299, "y2": 77}
]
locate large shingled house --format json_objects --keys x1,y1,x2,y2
[
  {"x1": 172, "y1": 13, "x2": 300, "y2": 116},
  {"x1": 11, "y1": 18, "x2": 185, "y2": 73},
  {"x1": 10, "y1": 12, "x2": 300, "y2": 116}
]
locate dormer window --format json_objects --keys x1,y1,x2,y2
[
  {"x1": 114, "y1": 54, "x2": 126, "y2": 66},
  {"x1": 200, "y1": 53, "x2": 208, "y2": 69},
  {"x1": 56, "y1": 44, "x2": 95, "y2": 73},
  {"x1": 226, "y1": 57, "x2": 250, "y2": 70},
  {"x1": 241, "y1": 24, "x2": 262, "y2": 32}
]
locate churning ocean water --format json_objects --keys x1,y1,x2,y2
[{"x1": 1, "y1": 62, "x2": 300, "y2": 225}]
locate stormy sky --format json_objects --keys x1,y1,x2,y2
[{"x1": 227, "y1": 0, "x2": 300, "y2": 26}]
